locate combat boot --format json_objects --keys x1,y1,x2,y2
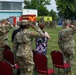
[
  {"x1": 67, "y1": 72, "x2": 74, "y2": 75},
  {"x1": 71, "y1": 73, "x2": 74, "y2": 75}
]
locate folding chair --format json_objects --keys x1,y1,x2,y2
[
  {"x1": 3, "y1": 49, "x2": 20, "y2": 75},
  {"x1": 51, "y1": 50, "x2": 71, "y2": 75},
  {"x1": 4, "y1": 44, "x2": 11, "y2": 50},
  {"x1": 32, "y1": 49, "x2": 36, "y2": 62},
  {"x1": 34, "y1": 53, "x2": 55, "y2": 75},
  {"x1": 0, "y1": 61, "x2": 13, "y2": 75}
]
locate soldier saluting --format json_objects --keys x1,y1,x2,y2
[
  {"x1": 12, "y1": 20, "x2": 47, "y2": 75},
  {"x1": 1, "y1": 19, "x2": 13, "y2": 45},
  {"x1": 0, "y1": 24, "x2": 10, "y2": 61},
  {"x1": 58, "y1": 19, "x2": 76, "y2": 75}
]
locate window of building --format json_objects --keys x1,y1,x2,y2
[
  {"x1": 0, "y1": 3, "x2": 2, "y2": 10},
  {"x1": 0, "y1": 2, "x2": 22, "y2": 10},
  {"x1": 11, "y1": 2, "x2": 22, "y2": 10},
  {"x1": 2, "y1": 2, "x2": 11, "y2": 10}
]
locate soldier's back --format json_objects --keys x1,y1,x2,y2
[
  {"x1": 0, "y1": 27, "x2": 6, "y2": 47},
  {"x1": 59, "y1": 28, "x2": 75, "y2": 50}
]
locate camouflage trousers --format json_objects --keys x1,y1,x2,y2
[
  {"x1": 61, "y1": 47, "x2": 75, "y2": 74},
  {"x1": 0, "y1": 47, "x2": 4, "y2": 61},
  {"x1": 61, "y1": 47, "x2": 75, "y2": 63},
  {"x1": 4, "y1": 39, "x2": 8, "y2": 45},
  {"x1": 16, "y1": 55, "x2": 34, "y2": 75}
]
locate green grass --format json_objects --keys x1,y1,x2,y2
[{"x1": 8, "y1": 26, "x2": 76, "y2": 75}]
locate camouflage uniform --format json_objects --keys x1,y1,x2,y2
[
  {"x1": 58, "y1": 27, "x2": 76, "y2": 63},
  {"x1": 12, "y1": 20, "x2": 44, "y2": 75},
  {"x1": 0, "y1": 26, "x2": 7, "y2": 61},
  {"x1": 73, "y1": 20, "x2": 76, "y2": 26},
  {"x1": 58, "y1": 27, "x2": 76, "y2": 75},
  {"x1": 2, "y1": 19, "x2": 13, "y2": 45}
]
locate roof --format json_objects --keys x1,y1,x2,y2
[{"x1": 0, "y1": 0, "x2": 24, "y2": 2}]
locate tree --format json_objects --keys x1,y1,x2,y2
[
  {"x1": 24, "y1": 0, "x2": 51, "y2": 16},
  {"x1": 49, "y1": 10, "x2": 58, "y2": 21},
  {"x1": 55, "y1": 0, "x2": 76, "y2": 19},
  {"x1": 37, "y1": 5, "x2": 49, "y2": 16}
]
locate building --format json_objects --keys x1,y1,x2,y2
[
  {"x1": 0, "y1": 0, "x2": 37, "y2": 25},
  {"x1": 0, "y1": 0, "x2": 23, "y2": 20}
]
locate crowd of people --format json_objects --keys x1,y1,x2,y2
[{"x1": 0, "y1": 19, "x2": 76, "y2": 75}]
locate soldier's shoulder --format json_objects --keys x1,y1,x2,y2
[
  {"x1": 59, "y1": 29, "x2": 65, "y2": 33},
  {"x1": 25, "y1": 29, "x2": 31, "y2": 33},
  {"x1": 61, "y1": 28, "x2": 71, "y2": 32},
  {"x1": 0, "y1": 28, "x2": 5, "y2": 36},
  {"x1": 59, "y1": 29, "x2": 67, "y2": 35}
]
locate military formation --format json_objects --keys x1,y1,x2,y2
[{"x1": 0, "y1": 18, "x2": 76, "y2": 75}]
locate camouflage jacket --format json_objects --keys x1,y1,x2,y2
[
  {"x1": 12, "y1": 26, "x2": 45, "y2": 56},
  {"x1": 2, "y1": 23, "x2": 13, "y2": 40},
  {"x1": 0, "y1": 26, "x2": 7, "y2": 47},
  {"x1": 58, "y1": 27, "x2": 76, "y2": 50}
]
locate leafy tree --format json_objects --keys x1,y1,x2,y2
[
  {"x1": 24, "y1": 0, "x2": 51, "y2": 16},
  {"x1": 24, "y1": 0, "x2": 37, "y2": 9},
  {"x1": 49, "y1": 10, "x2": 58, "y2": 21},
  {"x1": 55, "y1": 0, "x2": 76, "y2": 19},
  {"x1": 37, "y1": 5, "x2": 49, "y2": 16}
]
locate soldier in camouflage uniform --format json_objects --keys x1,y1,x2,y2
[
  {"x1": 1, "y1": 19, "x2": 13, "y2": 45},
  {"x1": 0, "y1": 25, "x2": 8, "y2": 61},
  {"x1": 58, "y1": 20, "x2": 76, "y2": 75},
  {"x1": 12, "y1": 20, "x2": 45, "y2": 75}
]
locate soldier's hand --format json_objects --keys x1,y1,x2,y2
[
  {"x1": 28, "y1": 21, "x2": 35, "y2": 28},
  {"x1": 30, "y1": 24, "x2": 35, "y2": 29},
  {"x1": 28, "y1": 21, "x2": 32, "y2": 25},
  {"x1": 70, "y1": 25, "x2": 75, "y2": 28}
]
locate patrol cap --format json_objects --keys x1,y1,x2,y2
[
  {"x1": 19, "y1": 20, "x2": 29, "y2": 26},
  {"x1": 17, "y1": 21, "x2": 20, "y2": 26},
  {"x1": 65, "y1": 19, "x2": 71, "y2": 25},
  {"x1": 2, "y1": 19, "x2": 7, "y2": 22}
]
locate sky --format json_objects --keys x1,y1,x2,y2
[
  {"x1": 0, "y1": 0, "x2": 57, "y2": 12},
  {"x1": 46, "y1": 0, "x2": 57, "y2": 12}
]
